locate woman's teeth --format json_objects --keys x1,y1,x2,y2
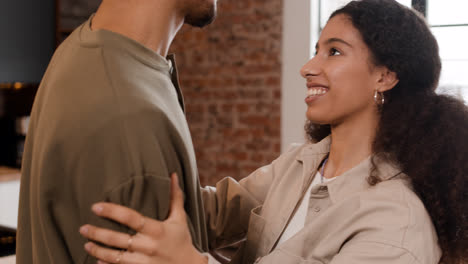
[{"x1": 307, "y1": 88, "x2": 328, "y2": 96}]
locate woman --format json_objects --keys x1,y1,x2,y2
[{"x1": 79, "y1": 0, "x2": 467, "y2": 263}]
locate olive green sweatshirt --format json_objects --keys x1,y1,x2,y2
[{"x1": 16, "y1": 16, "x2": 208, "y2": 263}]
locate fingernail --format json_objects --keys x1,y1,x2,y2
[
  {"x1": 79, "y1": 226, "x2": 88, "y2": 235},
  {"x1": 92, "y1": 204, "x2": 103, "y2": 214},
  {"x1": 84, "y1": 242, "x2": 92, "y2": 251}
]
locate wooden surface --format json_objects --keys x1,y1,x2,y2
[{"x1": 0, "y1": 167, "x2": 20, "y2": 182}]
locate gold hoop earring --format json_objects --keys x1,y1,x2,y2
[{"x1": 374, "y1": 90, "x2": 385, "y2": 105}]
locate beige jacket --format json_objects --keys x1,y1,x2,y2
[{"x1": 203, "y1": 137, "x2": 441, "y2": 264}]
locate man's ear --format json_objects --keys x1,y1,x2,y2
[{"x1": 376, "y1": 68, "x2": 399, "y2": 92}]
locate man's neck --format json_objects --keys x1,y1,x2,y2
[{"x1": 91, "y1": 0, "x2": 184, "y2": 57}]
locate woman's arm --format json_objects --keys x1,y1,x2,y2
[
  {"x1": 202, "y1": 163, "x2": 277, "y2": 250},
  {"x1": 329, "y1": 240, "x2": 423, "y2": 264}
]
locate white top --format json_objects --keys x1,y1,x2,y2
[{"x1": 276, "y1": 170, "x2": 334, "y2": 246}]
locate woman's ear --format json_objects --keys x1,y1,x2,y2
[{"x1": 377, "y1": 68, "x2": 399, "y2": 92}]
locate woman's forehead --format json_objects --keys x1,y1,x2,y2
[{"x1": 318, "y1": 14, "x2": 366, "y2": 49}]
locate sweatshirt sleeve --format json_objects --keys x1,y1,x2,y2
[{"x1": 75, "y1": 108, "x2": 199, "y2": 263}]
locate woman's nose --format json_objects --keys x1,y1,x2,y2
[{"x1": 300, "y1": 57, "x2": 321, "y2": 78}]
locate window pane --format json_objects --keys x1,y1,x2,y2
[
  {"x1": 319, "y1": 0, "x2": 351, "y2": 28},
  {"x1": 427, "y1": 0, "x2": 468, "y2": 25},
  {"x1": 319, "y1": 0, "x2": 412, "y2": 28},
  {"x1": 432, "y1": 26, "x2": 468, "y2": 60},
  {"x1": 438, "y1": 61, "x2": 468, "y2": 101},
  {"x1": 396, "y1": 0, "x2": 412, "y2": 9},
  {"x1": 432, "y1": 26, "x2": 468, "y2": 101}
]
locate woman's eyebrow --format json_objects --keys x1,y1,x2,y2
[{"x1": 315, "y1": 38, "x2": 353, "y2": 50}]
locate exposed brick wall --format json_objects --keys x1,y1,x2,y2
[
  {"x1": 170, "y1": 0, "x2": 283, "y2": 186},
  {"x1": 59, "y1": 0, "x2": 283, "y2": 186}
]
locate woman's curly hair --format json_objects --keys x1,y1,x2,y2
[{"x1": 306, "y1": 0, "x2": 468, "y2": 262}]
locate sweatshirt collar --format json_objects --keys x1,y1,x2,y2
[
  {"x1": 296, "y1": 136, "x2": 404, "y2": 204},
  {"x1": 78, "y1": 15, "x2": 173, "y2": 73}
]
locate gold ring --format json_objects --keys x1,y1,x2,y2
[
  {"x1": 115, "y1": 250, "x2": 124, "y2": 264},
  {"x1": 127, "y1": 235, "x2": 134, "y2": 252}
]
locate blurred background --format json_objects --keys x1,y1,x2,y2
[{"x1": 0, "y1": 0, "x2": 466, "y2": 261}]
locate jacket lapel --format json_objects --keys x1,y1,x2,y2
[{"x1": 261, "y1": 137, "x2": 331, "y2": 254}]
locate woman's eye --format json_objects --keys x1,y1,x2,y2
[{"x1": 329, "y1": 48, "x2": 341, "y2": 56}]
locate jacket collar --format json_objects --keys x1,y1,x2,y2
[
  {"x1": 296, "y1": 137, "x2": 330, "y2": 191},
  {"x1": 296, "y1": 136, "x2": 404, "y2": 204}
]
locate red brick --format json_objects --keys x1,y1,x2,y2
[
  {"x1": 236, "y1": 103, "x2": 250, "y2": 113},
  {"x1": 251, "y1": 153, "x2": 263, "y2": 163},
  {"x1": 169, "y1": 0, "x2": 283, "y2": 186}
]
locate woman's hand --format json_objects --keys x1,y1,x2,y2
[{"x1": 79, "y1": 173, "x2": 208, "y2": 264}]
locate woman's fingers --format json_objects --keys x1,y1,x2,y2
[
  {"x1": 84, "y1": 242, "x2": 125, "y2": 264},
  {"x1": 80, "y1": 225, "x2": 162, "y2": 256},
  {"x1": 91, "y1": 202, "x2": 149, "y2": 233},
  {"x1": 82, "y1": 173, "x2": 201, "y2": 264},
  {"x1": 80, "y1": 224, "x2": 131, "y2": 250},
  {"x1": 85, "y1": 242, "x2": 150, "y2": 264},
  {"x1": 90, "y1": 173, "x2": 186, "y2": 234}
]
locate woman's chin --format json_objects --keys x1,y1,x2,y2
[{"x1": 306, "y1": 111, "x2": 330, "y2": 124}]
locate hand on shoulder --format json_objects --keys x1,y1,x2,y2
[{"x1": 79, "y1": 173, "x2": 208, "y2": 264}]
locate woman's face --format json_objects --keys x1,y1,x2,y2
[{"x1": 301, "y1": 14, "x2": 382, "y2": 126}]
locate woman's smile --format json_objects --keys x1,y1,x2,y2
[{"x1": 305, "y1": 86, "x2": 328, "y2": 104}]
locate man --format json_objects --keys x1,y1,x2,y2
[{"x1": 16, "y1": 0, "x2": 217, "y2": 262}]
